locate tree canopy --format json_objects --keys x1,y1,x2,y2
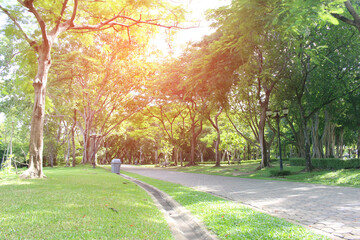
[{"x1": 1, "y1": 0, "x2": 360, "y2": 174}]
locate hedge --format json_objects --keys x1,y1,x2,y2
[
  {"x1": 289, "y1": 158, "x2": 360, "y2": 170},
  {"x1": 269, "y1": 170, "x2": 292, "y2": 177},
  {"x1": 197, "y1": 159, "x2": 262, "y2": 165}
]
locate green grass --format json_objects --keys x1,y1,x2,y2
[
  {"x1": 122, "y1": 171, "x2": 329, "y2": 240},
  {"x1": 0, "y1": 166, "x2": 174, "y2": 240},
  {"x1": 168, "y1": 161, "x2": 360, "y2": 187},
  {"x1": 284, "y1": 169, "x2": 360, "y2": 186}
]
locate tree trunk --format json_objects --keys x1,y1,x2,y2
[
  {"x1": 189, "y1": 120, "x2": 202, "y2": 166},
  {"x1": 288, "y1": 119, "x2": 305, "y2": 158},
  {"x1": 246, "y1": 144, "x2": 249, "y2": 160},
  {"x1": 357, "y1": 128, "x2": 360, "y2": 159},
  {"x1": 208, "y1": 108, "x2": 222, "y2": 167},
  {"x1": 322, "y1": 110, "x2": 336, "y2": 158},
  {"x1": 20, "y1": 47, "x2": 51, "y2": 179},
  {"x1": 65, "y1": 136, "x2": 71, "y2": 167},
  {"x1": 221, "y1": 150, "x2": 226, "y2": 162},
  {"x1": 71, "y1": 128, "x2": 76, "y2": 167},
  {"x1": 82, "y1": 133, "x2": 90, "y2": 164},
  {"x1": 302, "y1": 117, "x2": 312, "y2": 171},
  {"x1": 190, "y1": 131, "x2": 196, "y2": 165},
  {"x1": 139, "y1": 146, "x2": 143, "y2": 165},
  {"x1": 214, "y1": 128, "x2": 221, "y2": 166},
  {"x1": 329, "y1": 123, "x2": 336, "y2": 158},
  {"x1": 180, "y1": 150, "x2": 183, "y2": 167},
  {"x1": 335, "y1": 127, "x2": 344, "y2": 158},
  {"x1": 226, "y1": 150, "x2": 231, "y2": 165},
  {"x1": 174, "y1": 147, "x2": 178, "y2": 166},
  {"x1": 311, "y1": 112, "x2": 322, "y2": 158},
  {"x1": 155, "y1": 149, "x2": 158, "y2": 164},
  {"x1": 72, "y1": 110, "x2": 76, "y2": 167},
  {"x1": 296, "y1": 128, "x2": 306, "y2": 158},
  {"x1": 259, "y1": 112, "x2": 269, "y2": 168},
  {"x1": 48, "y1": 144, "x2": 54, "y2": 168}
]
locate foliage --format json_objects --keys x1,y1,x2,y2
[
  {"x1": 196, "y1": 159, "x2": 262, "y2": 165},
  {"x1": 0, "y1": 166, "x2": 173, "y2": 239},
  {"x1": 1, "y1": 0, "x2": 360, "y2": 172}
]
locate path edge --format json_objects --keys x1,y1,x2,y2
[{"x1": 120, "y1": 173, "x2": 219, "y2": 240}]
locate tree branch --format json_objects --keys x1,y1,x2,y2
[
  {"x1": 226, "y1": 110, "x2": 260, "y2": 148},
  {"x1": 331, "y1": 13, "x2": 355, "y2": 26},
  {"x1": 331, "y1": 0, "x2": 360, "y2": 31},
  {"x1": 70, "y1": 0, "x2": 78, "y2": 23},
  {"x1": 55, "y1": 0, "x2": 69, "y2": 31},
  {"x1": 71, "y1": 14, "x2": 188, "y2": 32},
  {"x1": 0, "y1": 4, "x2": 38, "y2": 51},
  {"x1": 18, "y1": 0, "x2": 50, "y2": 48},
  {"x1": 307, "y1": 83, "x2": 360, "y2": 119},
  {"x1": 344, "y1": 0, "x2": 360, "y2": 22}
]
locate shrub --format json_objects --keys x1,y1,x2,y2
[
  {"x1": 75, "y1": 156, "x2": 83, "y2": 165},
  {"x1": 196, "y1": 159, "x2": 262, "y2": 165},
  {"x1": 288, "y1": 158, "x2": 305, "y2": 166},
  {"x1": 269, "y1": 170, "x2": 292, "y2": 177},
  {"x1": 289, "y1": 158, "x2": 360, "y2": 170}
]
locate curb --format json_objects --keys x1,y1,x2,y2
[{"x1": 120, "y1": 173, "x2": 219, "y2": 240}]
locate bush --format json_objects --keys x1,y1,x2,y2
[
  {"x1": 196, "y1": 159, "x2": 262, "y2": 165},
  {"x1": 289, "y1": 158, "x2": 360, "y2": 170},
  {"x1": 271, "y1": 158, "x2": 290, "y2": 162},
  {"x1": 75, "y1": 156, "x2": 83, "y2": 165},
  {"x1": 269, "y1": 170, "x2": 292, "y2": 177},
  {"x1": 289, "y1": 158, "x2": 307, "y2": 166}
]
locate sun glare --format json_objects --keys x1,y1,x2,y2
[{"x1": 148, "y1": 0, "x2": 231, "y2": 59}]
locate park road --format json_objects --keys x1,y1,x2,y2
[{"x1": 121, "y1": 165, "x2": 360, "y2": 240}]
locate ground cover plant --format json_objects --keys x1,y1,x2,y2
[
  {"x1": 0, "y1": 166, "x2": 173, "y2": 240},
  {"x1": 122, "y1": 171, "x2": 329, "y2": 240},
  {"x1": 168, "y1": 161, "x2": 360, "y2": 188}
]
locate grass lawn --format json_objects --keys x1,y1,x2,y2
[
  {"x1": 167, "y1": 161, "x2": 360, "y2": 188},
  {"x1": 0, "y1": 166, "x2": 174, "y2": 240},
  {"x1": 122, "y1": 171, "x2": 329, "y2": 240}
]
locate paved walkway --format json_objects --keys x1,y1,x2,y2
[{"x1": 121, "y1": 165, "x2": 360, "y2": 240}]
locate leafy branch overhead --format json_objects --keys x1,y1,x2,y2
[{"x1": 0, "y1": 0, "x2": 188, "y2": 52}]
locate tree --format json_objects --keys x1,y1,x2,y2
[
  {"x1": 0, "y1": 0, "x2": 185, "y2": 178},
  {"x1": 275, "y1": 22, "x2": 360, "y2": 170},
  {"x1": 206, "y1": 105, "x2": 223, "y2": 167},
  {"x1": 194, "y1": 0, "x2": 291, "y2": 168},
  {"x1": 51, "y1": 31, "x2": 151, "y2": 166},
  {"x1": 0, "y1": 34, "x2": 34, "y2": 169},
  {"x1": 145, "y1": 100, "x2": 188, "y2": 166}
]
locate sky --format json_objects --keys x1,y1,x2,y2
[
  {"x1": 149, "y1": 0, "x2": 231, "y2": 56},
  {"x1": 174, "y1": 0, "x2": 231, "y2": 43}
]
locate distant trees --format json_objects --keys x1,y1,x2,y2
[
  {"x1": 51, "y1": 32, "x2": 151, "y2": 166},
  {"x1": 1, "y1": 0, "x2": 360, "y2": 173},
  {"x1": 0, "y1": 0, "x2": 185, "y2": 178}
]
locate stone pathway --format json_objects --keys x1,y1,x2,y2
[{"x1": 121, "y1": 165, "x2": 360, "y2": 240}]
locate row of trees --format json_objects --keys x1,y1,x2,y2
[{"x1": 1, "y1": 0, "x2": 360, "y2": 177}]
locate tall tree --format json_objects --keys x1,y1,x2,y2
[
  {"x1": 192, "y1": 0, "x2": 290, "y2": 168},
  {"x1": 0, "y1": 0, "x2": 185, "y2": 178},
  {"x1": 275, "y1": 22, "x2": 360, "y2": 170}
]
